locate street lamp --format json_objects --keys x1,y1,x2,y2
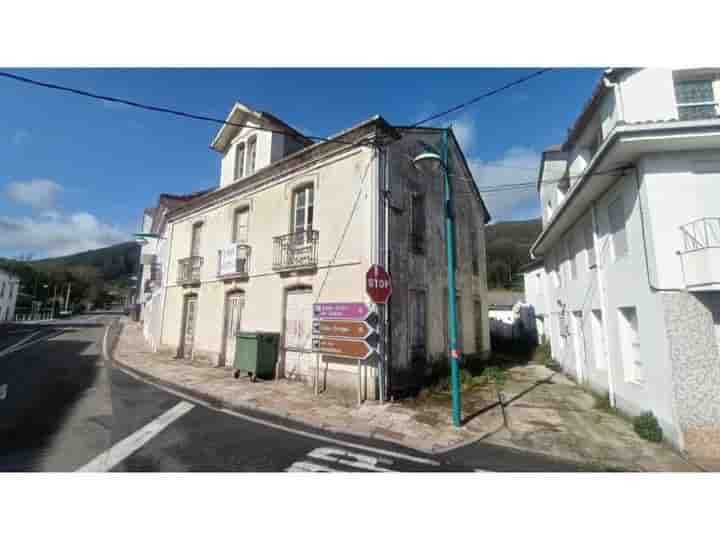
[{"x1": 413, "y1": 128, "x2": 462, "y2": 427}]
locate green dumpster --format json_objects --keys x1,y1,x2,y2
[{"x1": 233, "y1": 332, "x2": 280, "y2": 382}]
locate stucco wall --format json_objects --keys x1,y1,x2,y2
[
  {"x1": 641, "y1": 151, "x2": 720, "y2": 290},
  {"x1": 662, "y1": 290, "x2": 720, "y2": 458},
  {"x1": 160, "y1": 145, "x2": 379, "y2": 394},
  {"x1": 386, "y1": 129, "x2": 490, "y2": 394}
]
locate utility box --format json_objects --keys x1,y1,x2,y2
[{"x1": 233, "y1": 332, "x2": 280, "y2": 382}]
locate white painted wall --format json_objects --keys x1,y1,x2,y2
[
  {"x1": 618, "y1": 69, "x2": 678, "y2": 124},
  {"x1": 641, "y1": 150, "x2": 720, "y2": 290},
  {"x1": 0, "y1": 270, "x2": 20, "y2": 323}
]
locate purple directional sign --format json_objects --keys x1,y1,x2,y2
[{"x1": 313, "y1": 302, "x2": 369, "y2": 321}]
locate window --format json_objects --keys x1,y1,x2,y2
[
  {"x1": 246, "y1": 136, "x2": 257, "y2": 175},
  {"x1": 674, "y1": 78, "x2": 718, "y2": 120},
  {"x1": 584, "y1": 218, "x2": 596, "y2": 268},
  {"x1": 591, "y1": 310, "x2": 606, "y2": 370},
  {"x1": 409, "y1": 289, "x2": 427, "y2": 357},
  {"x1": 190, "y1": 222, "x2": 203, "y2": 257},
  {"x1": 618, "y1": 307, "x2": 642, "y2": 383},
  {"x1": 292, "y1": 184, "x2": 314, "y2": 240},
  {"x1": 233, "y1": 207, "x2": 249, "y2": 244},
  {"x1": 234, "y1": 142, "x2": 245, "y2": 179},
  {"x1": 608, "y1": 195, "x2": 628, "y2": 260},
  {"x1": 410, "y1": 193, "x2": 425, "y2": 254}
]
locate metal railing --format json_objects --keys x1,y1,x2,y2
[
  {"x1": 273, "y1": 230, "x2": 319, "y2": 271},
  {"x1": 679, "y1": 217, "x2": 720, "y2": 251},
  {"x1": 177, "y1": 256, "x2": 203, "y2": 284},
  {"x1": 217, "y1": 244, "x2": 251, "y2": 277}
]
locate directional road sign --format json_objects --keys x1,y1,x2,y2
[
  {"x1": 312, "y1": 337, "x2": 374, "y2": 360},
  {"x1": 312, "y1": 320, "x2": 374, "y2": 340},
  {"x1": 313, "y1": 302, "x2": 369, "y2": 321}
]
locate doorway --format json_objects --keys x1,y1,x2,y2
[
  {"x1": 223, "y1": 292, "x2": 245, "y2": 367},
  {"x1": 180, "y1": 295, "x2": 198, "y2": 359},
  {"x1": 282, "y1": 287, "x2": 313, "y2": 379}
]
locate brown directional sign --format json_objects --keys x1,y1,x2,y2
[
  {"x1": 312, "y1": 337, "x2": 374, "y2": 360},
  {"x1": 312, "y1": 320, "x2": 372, "y2": 339}
]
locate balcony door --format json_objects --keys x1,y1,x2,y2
[
  {"x1": 180, "y1": 294, "x2": 198, "y2": 359},
  {"x1": 292, "y1": 185, "x2": 314, "y2": 244},
  {"x1": 223, "y1": 292, "x2": 244, "y2": 367}
]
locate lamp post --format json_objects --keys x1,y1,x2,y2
[{"x1": 413, "y1": 128, "x2": 462, "y2": 427}]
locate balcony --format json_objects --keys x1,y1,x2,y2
[
  {"x1": 177, "y1": 256, "x2": 203, "y2": 285},
  {"x1": 679, "y1": 218, "x2": 720, "y2": 290},
  {"x1": 273, "y1": 230, "x2": 319, "y2": 272},
  {"x1": 217, "y1": 243, "x2": 251, "y2": 280}
]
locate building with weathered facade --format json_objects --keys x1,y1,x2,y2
[
  {"x1": 150, "y1": 103, "x2": 491, "y2": 399},
  {"x1": 527, "y1": 67, "x2": 720, "y2": 458},
  {"x1": 0, "y1": 269, "x2": 20, "y2": 323},
  {"x1": 137, "y1": 190, "x2": 210, "y2": 350}
]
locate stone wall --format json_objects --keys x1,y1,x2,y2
[{"x1": 662, "y1": 290, "x2": 720, "y2": 458}]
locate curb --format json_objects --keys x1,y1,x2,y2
[{"x1": 108, "y1": 322, "x2": 443, "y2": 455}]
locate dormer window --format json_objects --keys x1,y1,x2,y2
[
  {"x1": 246, "y1": 136, "x2": 257, "y2": 175},
  {"x1": 234, "y1": 142, "x2": 245, "y2": 179},
  {"x1": 674, "y1": 77, "x2": 718, "y2": 120}
]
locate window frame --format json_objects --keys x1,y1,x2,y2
[
  {"x1": 674, "y1": 77, "x2": 718, "y2": 121},
  {"x1": 410, "y1": 192, "x2": 426, "y2": 255},
  {"x1": 246, "y1": 135, "x2": 258, "y2": 176},
  {"x1": 291, "y1": 183, "x2": 315, "y2": 238},
  {"x1": 618, "y1": 306, "x2": 642, "y2": 384},
  {"x1": 232, "y1": 206, "x2": 250, "y2": 244},
  {"x1": 234, "y1": 142, "x2": 246, "y2": 180}
]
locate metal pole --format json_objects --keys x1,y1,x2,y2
[
  {"x1": 65, "y1": 282, "x2": 71, "y2": 312},
  {"x1": 443, "y1": 128, "x2": 462, "y2": 427}
]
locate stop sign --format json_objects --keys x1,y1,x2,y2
[{"x1": 366, "y1": 264, "x2": 392, "y2": 304}]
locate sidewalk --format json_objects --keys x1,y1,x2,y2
[{"x1": 112, "y1": 319, "x2": 701, "y2": 471}]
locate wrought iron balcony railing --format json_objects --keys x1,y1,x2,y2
[
  {"x1": 273, "y1": 230, "x2": 319, "y2": 271},
  {"x1": 679, "y1": 217, "x2": 720, "y2": 251},
  {"x1": 217, "y1": 244, "x2": 251, "y2": 278},
  {"x1": 177, "y1": 256, "x2": 203, "y2": 284}
]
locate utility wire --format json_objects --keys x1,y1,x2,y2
[
  {"x1": 410, "y1": 68, "x2": 554, "y2": 128},
  {"x1": 0, "y1": 70, "x2": 370, "y2": 148}
]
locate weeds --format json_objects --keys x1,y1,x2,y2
[{"x1": 633, "y1": 411, "x2": 663, "y2": 442}]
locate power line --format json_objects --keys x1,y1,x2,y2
[
  {"x1": 0, "y1": 70, "x2": 369, "y2": 148},
  {"x1": 410, "y1": 68, "x2": 554, "y2": 128}
]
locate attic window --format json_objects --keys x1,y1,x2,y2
[
  {"x1": 674, "y1": 77, "x2": 718, "y2": 120},
  {"x1": 246, "y1": 136, "x2": 257, "y2": 175},
  {"x1": 234, "y1": 142, "x2": 245, "y2": 179}
]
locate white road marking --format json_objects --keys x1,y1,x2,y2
[
  {"x1": 0, "y1": 330, "x2": 63, "y2": 358},
  {"x1": 286, "y1": 461, "x2": 337, "y2": 472},
  {"x1": 76, "y1": 401, "x2": 195, "y2": 472},
  {"x1": 105, "y1": 323, "x2": 440, "y2": 468},
  {"x1": 307, "y1": 447, "x2": 393, "y2": 472}
]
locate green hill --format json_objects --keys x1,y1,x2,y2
[
  {"x1": 485, "y1": 218, "x2": 542, "y2": 290},
  {"x1": 29, "y1": 241, "x2": 140, "y2": 281}
]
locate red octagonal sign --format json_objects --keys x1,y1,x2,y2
[{"x1": 366, "y1": 264, "x2": 392, "y2": 304}]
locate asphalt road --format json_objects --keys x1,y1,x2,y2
[{"x1": 0, "y1": 314, "x2": 590, "y2": 472}]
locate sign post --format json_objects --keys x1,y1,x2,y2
[{"x1": 366, "y1": 264, "x2": 392, "y2": 403}]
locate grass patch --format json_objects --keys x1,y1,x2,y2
[
  {"x1": 633, "y1": 411, "x2": 663, "y2": 443},
  {"x1": 594, "y1": 392, "x2": 614, "y2": 413}
]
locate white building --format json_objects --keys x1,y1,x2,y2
[
  {"x1": 137, "y1": 191, "x2": 210, "y2": 350},
  {"x1": 526, "y1": 68, "x2": 720, "y2": 459},
  {"x1": 148, "y1": 103, "x2": 491, "y2": 399},
  {"x1": 0, "y1": 269, "x2": 20, "y2": 323}
]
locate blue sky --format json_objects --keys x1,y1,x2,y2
[{"x1": 0, "y1": 68, "x2": 602, "y2": 258}]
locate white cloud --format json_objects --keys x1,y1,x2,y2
[
  {"x1": 12, "y1": 129, "x2": 30, "y2": 145},
  {"x1": 0, "y1": 211, "x2": 130, "y2": 258},
  {"x1": 451, "y1": 115, "x2": 476, "y2": 154},
  {"x1": 5, "y1": 179, "x2": 63, "y2": 210},
  {"x1": 469, "y1": 146, "x2": 542, "y2": 222}
]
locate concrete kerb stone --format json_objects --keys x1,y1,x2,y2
[{"x1": 108, "y1": 320, "x2": 463, "y2": 455}]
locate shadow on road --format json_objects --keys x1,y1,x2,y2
[{"x1": 0, "y1": 333, "x2": 112, "y2": 472}]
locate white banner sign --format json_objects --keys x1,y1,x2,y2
[{"x1": 219, "y1": 244, "x2": 238, "y2": 275}]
